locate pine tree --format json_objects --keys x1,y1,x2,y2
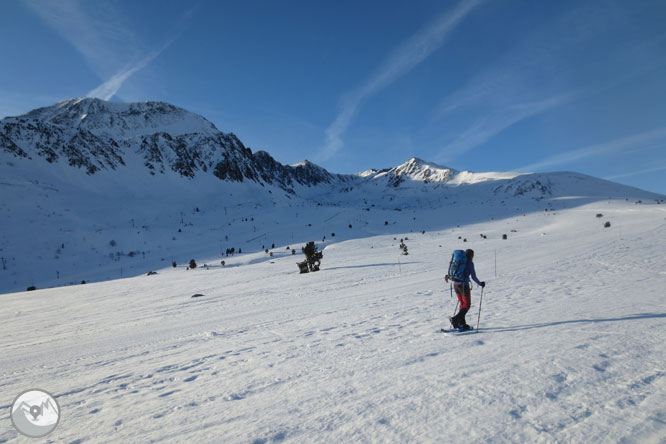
[{"x1": 301, "y1": 241, "x2": 323, "y2": 272}]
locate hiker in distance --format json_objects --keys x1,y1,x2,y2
[{"x1": 445, "y1": 249, "x2": 485, "y2": 331}]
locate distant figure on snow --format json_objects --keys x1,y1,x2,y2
[{"x1": 445, "y1": 248, "x2": 485, "y2": 331}]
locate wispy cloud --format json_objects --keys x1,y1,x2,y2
[
  {"x1": 435, "y1": 93, "x2": 577, "y2": 162},
  {"x1": 518, "y1": 127, "x2": 666, "y2": 172},
  {"x1": 430, "y1": 1, "x2": 629, "y2": 161},
  {"x1": 316, "y1": 0, "x2": 483, "y2": 162},
  {"x1": 605, "y1": 164, "x2": 666, "y2": 181},
  {"x1": 23, "y1": 0, "x2": 136, "y2": 78},
  {"x1": 23, "y1": 0, "x2": 194, "y2": 100}
]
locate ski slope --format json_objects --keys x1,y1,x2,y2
[{"x1": 1, "y1": 199, "x2": 665, "y2": 443}]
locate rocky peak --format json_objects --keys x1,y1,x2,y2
[{"x1": 362, "y1": 157, "x2": 458, "y2": 187}]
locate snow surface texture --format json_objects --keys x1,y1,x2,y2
[{"x1": 1, "y1": 200, "x2": 665, "y2": 443}]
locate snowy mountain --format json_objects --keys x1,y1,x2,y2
[
  {"x1": 3, "y1": 98, "x2": 660, "y2": 200},
  {"x1": 0, "y1": 98, "x2": 338, "y2": 191},
  {"x1": 0, "y1": 99, "x2": 664, "y2": 295}
]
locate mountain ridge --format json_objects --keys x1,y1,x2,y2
[{"x1": 4, "y1": 98, "x2": 663, "y2": 202}]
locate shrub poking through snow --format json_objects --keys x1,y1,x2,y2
[
  {"x1": 604, "y1": 221, "x2": 611, "y2": 228},
  {"x1": 189, "y1": 259, "x2": 197, "y2": 269},
  {"x1": 399, "y1": 240, "x2": 408, "y2": 255},
  {"x1": 299, "y1": 241, "x2": 323, "y2": 273}
]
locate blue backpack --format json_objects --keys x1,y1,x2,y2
[{"x1": 448, "y1": 250, "x2": 468, "y2": 282}]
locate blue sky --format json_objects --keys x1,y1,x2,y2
[{"x1": 1, "y1": 0, "x2": 666, "y2": 194}]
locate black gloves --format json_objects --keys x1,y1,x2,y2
[{"x1": 480, "y1": 281, "x2": 486, "y2": 288}]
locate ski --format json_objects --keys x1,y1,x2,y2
[{"x1": 440, "y1": 326, "x2": 475, "y2": 334}]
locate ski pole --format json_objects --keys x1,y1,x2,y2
[
  {"x1": 476, "y1": 286, "x2": 484, "y2": 332},
  {"x1": 450, "y1": 282, "x2": 458, "y2": 316}
]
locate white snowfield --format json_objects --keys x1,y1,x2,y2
[{"x1": 1, "y1": 199, "x2": 665, "y2": 443}]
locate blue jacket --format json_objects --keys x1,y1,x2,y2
[{"x1": 453, "y1": 261, "x2": 482, "y2": 286}]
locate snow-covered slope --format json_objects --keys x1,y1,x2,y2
[
  {"x1": 1, "y1": 199, "x2": 665, "y2": 443},
  {"x1": 1, "y1": 99, "x2": 664, "y2": 295}
]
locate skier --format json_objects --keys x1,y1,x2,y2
[{"x1": 445, "y1": 249, "x2": 485, "y2": 331}]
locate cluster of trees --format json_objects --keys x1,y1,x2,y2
[{"x1": 225, "y1": 247, "x2": 241, "y2": 256}]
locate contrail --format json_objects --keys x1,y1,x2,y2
[
  {"x1": 87, "y1": 44, "x2": 169, "y2": 100},
  {"x1": 317, "y1": 0, "x2": 483, "y2": 162},
  {"x1": 519, "y1": 127, "x2": 666, "y2": 172}
]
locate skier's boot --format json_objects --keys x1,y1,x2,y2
[
  {"x1": 460, "y1": 324, "x2": 472, "y2": 331},
  {"x1": 448, "y1": 316, "x2": 460, "y2": 329},
  {"x1": 456, "y1": 307, "x2": 469, "y2": 330}
]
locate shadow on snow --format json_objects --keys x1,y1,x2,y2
[
  {"x1": 482, "y1": 312, "x2": 666, "y2": 333},
  {"x1": 324, "y1": 262, "x2": 420, "y2": 271}
]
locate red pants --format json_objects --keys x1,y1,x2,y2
[{"x1": 454, "y1": 284, "x2": 471, "y2": 309}]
